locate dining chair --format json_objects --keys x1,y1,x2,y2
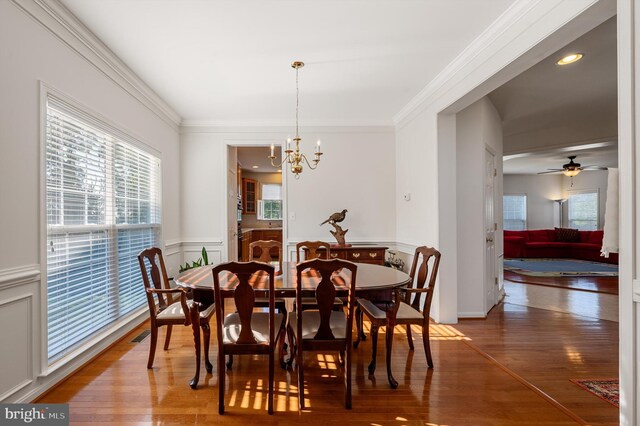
[
  {"x1": 250, "y1": 240, "x2": 283, "y2": 273},
  {"x1": 295, "y1": 240, "x2": 344, "y2": 311},
  {"x1": 291, "y1": 258, "x2": 358, "y2": 409},
  {"x1": 212, "y1": 261, "x2": 286, "y2": 415},
  {"x1": 354, "y1": 246, "x2": 441, "y2": 371},
  {"x1": 137, "y1": 247, "x2": 215, "y2": 370},
  {"x1": 295, "y1": 240, "x2": 331, "y2": 263}
]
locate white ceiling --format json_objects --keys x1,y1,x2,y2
[
  {"x1": 59, "y1": 0, "x2": 516, "y2": 125},
  {"x1": 237, "y1": 146, "x2": 282, "y2": 172},
  {"x1": 503, "y1": 142, "x2": 617, "y2": 175},
  {"x1": 490, "y1": 17, "x2": 618, "y2": 175}
]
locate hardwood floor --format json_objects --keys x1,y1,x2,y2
[
  {"x1": 37, "y1": 295, "x2": 619, "y2": 425},
  {"x1": 504, "y1": 271, "x2": 619, "y2": 295}
]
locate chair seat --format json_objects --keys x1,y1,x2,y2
[
  {"x1": 358, "y1": 299, "x2": 423, "y2": 321},
  {"x1": 222, "y1": 312, "x2": 284, "y2": 344},
  {"x1": 290, "y1": 310, "x2": 347, "y2": 340},
  {"x1": 156, "y1": 300, "x2": 215, "y2": 321}
]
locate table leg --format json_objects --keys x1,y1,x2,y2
[
  {"x1": 189, "y1": 300, "x2": 201, "y2": 389},
  {"x1": 385, "y1": 308, "x2": 398, "y2": 389}
]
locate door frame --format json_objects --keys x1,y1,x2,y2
[
  {"x1": 484, "y1": 145, "x2": 498, "y2": 314},
  {"x1": 222, "y1": 139, "x2": 287, "y2": 262}
]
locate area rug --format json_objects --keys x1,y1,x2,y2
[
  {"x1": 570, "y1": 378, "x2": 619, "y2": 407},
  {"x1": 504, "y1": 258, "x2": 618, "y2": 277}
]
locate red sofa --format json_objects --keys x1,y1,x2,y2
[{"x1": 504, "y1": 229, "x2": 618, "y2": 264}]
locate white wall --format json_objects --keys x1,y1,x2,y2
[
  {"x1": 456, "y1": 97, "x2": 503, "y2": 317},
  {"x1": 503, "y1": 174, "x2": 564, "y2": 229},
  {"x1": 180, "y1": 126, "x2": 396, "y2": 262},
  {"x1": 0, "y1": 1, "x2": 181, "y2": 402},
  {"x1": 503, "y1": 171, "x2": 609, "y2": 230}
]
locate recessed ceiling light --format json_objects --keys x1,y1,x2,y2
[
  {"x1": 556, "y1": 53, "x2": 583, "y2": 65},
  {"x1": 252, "y1": 165, "x2": 259, "y2": 169}
]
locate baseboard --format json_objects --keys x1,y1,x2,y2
[{"x1": 458, "y1": 311, "x2": 487, "y2": 319}]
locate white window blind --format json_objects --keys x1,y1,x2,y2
[
  {"x1": 258, "y1": 183, "x2": 282, "y2": 220},
  {"x1": 503, "y1": 194, "x2": 527, "y2": 230},
  {"x1": 568, "y1": 190, "x2": 598, "y2": 230},
  {"x1": 46, "y1": 97, "x2": 161, "y2": 363}
]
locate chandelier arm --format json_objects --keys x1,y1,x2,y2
[
  {"x1": 269, "y1": 153, "x2": 291, "y2": 168},
  {"x1": 300, "y1": 154, "x2": 319, "y2": 170}
]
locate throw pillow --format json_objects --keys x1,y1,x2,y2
[{"x1": 555, "y1": 227, "x2": 580, "y2": 242}]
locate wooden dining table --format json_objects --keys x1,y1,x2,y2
[{"x1": 174, "y1": 261, "x2": 411, "y2": 389}]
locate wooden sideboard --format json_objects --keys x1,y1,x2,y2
[{"x1": 304, "y1": 246, "x2": 387, "y2": 266}]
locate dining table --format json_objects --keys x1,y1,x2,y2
[{"x1": 174, "y1": 260, "x2": 411, "y2": 389}]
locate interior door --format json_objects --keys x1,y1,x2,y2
[
  {"x1": 227, "y1": 146, "x2": 238, "y2": 261},
  {"x1": 484, "y1": 148, "x2": 498, "y2": 313}
]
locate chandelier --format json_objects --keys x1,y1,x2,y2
[{"x1": 269, "y1": 61, "x2": 322, "y2": 178}]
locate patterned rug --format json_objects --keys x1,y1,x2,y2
[
  {"x1": 571, "y1": 379, "x2": 619, "y2": 407},
  {"x1": 503, "y1": 258, "x2": 618, "y2": 277}
]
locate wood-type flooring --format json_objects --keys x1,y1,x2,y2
[{"x1": 37, "y1": 294, "x2": 619, "y2": 425}]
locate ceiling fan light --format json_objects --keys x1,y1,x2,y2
[{"x1": 563, "y1": 169, "x2": 581, "y2": 177}]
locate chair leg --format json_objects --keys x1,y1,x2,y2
[
  {"x1": 353, "y1": 307, "x2": 362, "y2": 349},
  {"x1": 218, "y1": 349, "x2": 225, "y2": 414},
  {"x1": 268, "y1": 347, "x2": 275, "y2": 415},
  {"x1": 423, "y1": 325, "x2": 433, "y2": 369},
  {"x1": 278, "y1": 322, "x2": 287, "y2": 369},
  {"x1": 147, "y1": 326, "x2": 158, "y2": 369},
  {"x1": 163, "y1": 325, "x2": 172, "y2": 350},
  {"x1": 286, "y1": 324, "x2": 296, "y2": 368},
  {"x1": 357, "y1": 307, "x2": 367, "y2": 342},
  {"x1": 368, "y1": 324, "x2": 379, "y2": 374},
  {"x1": 345, "y1": 345, "x2": 352, "y2": 409},
  {"x1": 297, "y1": 346, "x2": 305, "y2": 410},
  {"x1": 226, "y1": 354, "x2": 234, "y2": 370},
  {"x1": 202, "y1": 322, "x2": 213, "y2": 374},
  {"x1": 406, "y1": 324, "x2": 414, "y2": 350}
]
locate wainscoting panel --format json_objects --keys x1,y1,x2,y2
[{"x1": 0, "y1": 294, "x2": 33, "y2": 401}]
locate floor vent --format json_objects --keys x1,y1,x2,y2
[{"x1": 131, "y1": 329, "x2": 151, "y2": 343}]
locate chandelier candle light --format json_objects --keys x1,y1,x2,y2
[{"x1": 269, "y1": 61, "x2": 323, "y2": 178}]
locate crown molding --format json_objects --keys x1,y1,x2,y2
[
  {"x1": 10, "y1": 0, "x2": 182, "y2": 131},
  {"x1": 180, "y1": 123, "x2": 395, "y2": 135},
  {"x1": 181, "y1": 120, "x2": 394, "y2": 132},
  {"x1": 393, "y1": 0, "x2": 543, "y2": 125}
]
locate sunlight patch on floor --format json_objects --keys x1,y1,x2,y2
[
  {"x1": 317, "y1": 353, "x2": 338, "y2": 369},
  {"x1": 360, "y1": 321, "x2": 469, "y2": 341}
]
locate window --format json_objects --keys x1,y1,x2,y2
[
  {"x1": 46, "y1": 97, "x2": 161, "y2": 363},
  {"x1": 503, "y1": 194, "x2": 527, "y2": 230},
  {"x1": 258, "y1": 183, "x2": 282, "y2": 220},
  {"x1": 568, "y1": 190, "x2": 598, "y2": 230}
]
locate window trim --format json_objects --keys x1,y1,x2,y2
[
  {"x1": 503, "y1": 193, "x2": 527, "y2": 231},
  {"x1": 39, "y1": 82, "x2": 163, "y2": 375},
  {"x1": 567, "y1": 188, "x2": 600, "y2": 230},
  {"x1": 258, "y1": 183, "x2": 283, "y2": 220}
]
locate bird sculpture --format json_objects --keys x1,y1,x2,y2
[{"x1": 320, "y1": 209, "x2": 348, "y2": 226}]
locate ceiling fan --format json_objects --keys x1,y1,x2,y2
[{"x1": 538, "y1": 155, "x2": 607, "y2": 177}]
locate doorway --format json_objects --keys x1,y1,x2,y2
[{"x1": 226, "y1": 145, "x2": 284, "y2": 262}]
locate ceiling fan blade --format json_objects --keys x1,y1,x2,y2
[
  {"x1": 537, "y1": 169, "x2": 563, "y2": 175},
  {"x1": 582, "y1": 165, "x2": 609, "y2": 170}
]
